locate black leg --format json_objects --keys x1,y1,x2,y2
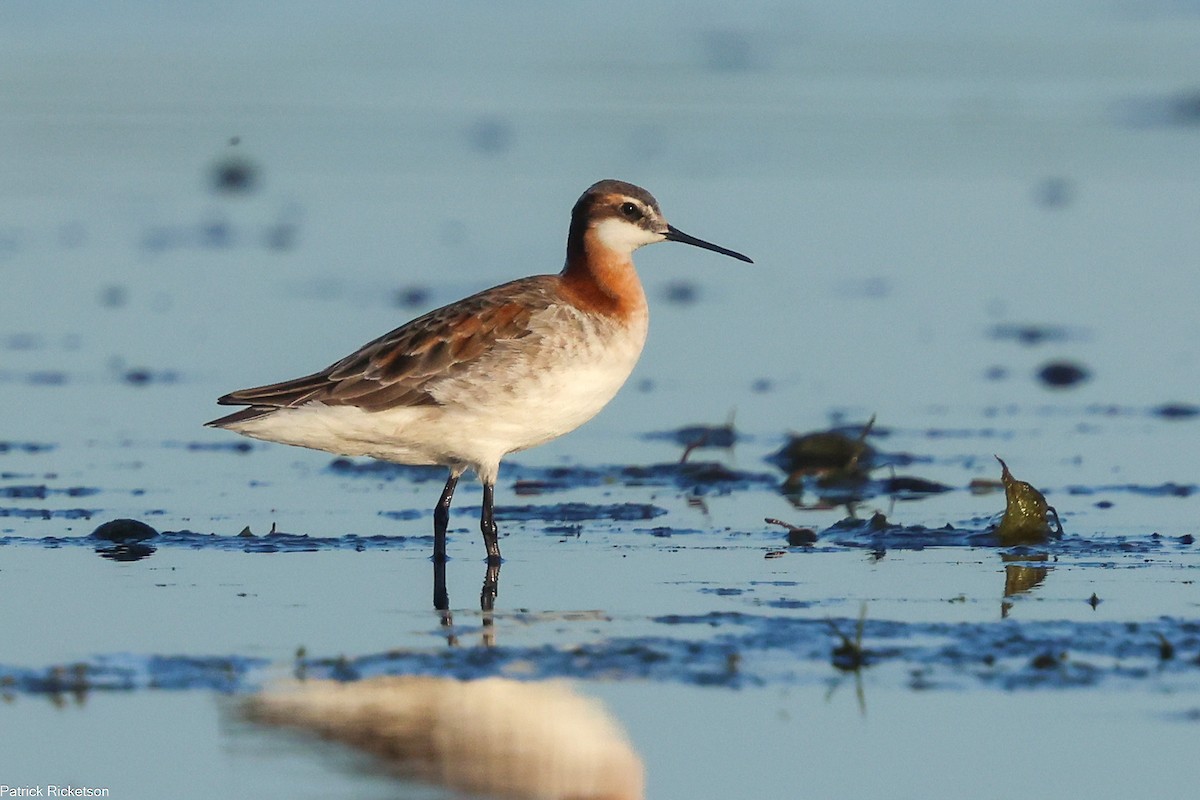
[
  {"x1": 480, "y1": 481, "x2": 501, "y2": 613},
  {"x1": 481, "y1": 481, "x2": 501, "y2": 563},
  {"x1": 434, "y1": 473, "x2": 459, "y2": 562},
  {"x1": 433, "y1": 472, "x2": 459, "y2": 611}
]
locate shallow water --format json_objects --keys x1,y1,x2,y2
[{"x1": 2, "y1": 3, "x2": 1200, "y2": 798}]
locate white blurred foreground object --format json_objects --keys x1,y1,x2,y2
[{"x1": 244, "y1": 675, "x2": 645, "y2": 800}]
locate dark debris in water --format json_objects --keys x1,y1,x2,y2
[
  {"x1": 403, "y1": 498, "x2": 672, "y2": 524},
  {"x1": 989, "y1": 323, "x2": 1079, "y2": 346},
  {"x1": 329, "y1": 457, "x2": 778, "y2": 495},
  {"x1": 0, "y1": 654, "x2": 266, "y2": 697},
  {"x1": 641, "y1": 418, "x2": 738, "y2": 457},
  {"x1": 768, "y1": 419, "x2": 950, "y2": 507},
  {"x1": 327, "y1": 459, "x2": 456, "y2": 483},
  {"x1": 0, "y1": 507, "x2": 96, "y2": 520},
  {"x1": 809, "y1": 512, "x2": 1192, "y2": 553},
  {"x1": 0, "y1": 525, "x2": 430, "y2": 558},
  {"x1": 768, "y1": 420, "x2": 878, "y2": 477},
  {"x1": 492, "y1": 502, "x2": 667, "y2": 523},
  {"x1": 121, "y1": 367, "x2": 181, "y2": 386},
  {"x1": 174, "y1": 440, "x2": 256, "y2": 453},
  {"x1": 1152, "y1": 403, "x2": 1199, "y2": 420},
  {"x1": 6, "y1": 614, "x2": 1196, "y2": 698},
  {"x1": 91, "y1": 518, "x2": 158, "y2": 542},
  {"x1": 0, "y1": 441, "x2": 55, "y2": 454},
  {"x1": 1066, "y1": 482, "x2": 1197, "y2": 498},
  {"x1": 1037, "y1": 360, "x2": 1090, "y2": 389},
  {"x1": 0, "y1": 485, "x2": 98, "y2": 499},
  {"x1": 210, "y1": 155, "x2": 260, "y2": 195}
]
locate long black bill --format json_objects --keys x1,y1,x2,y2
[{"x1": 664, "y1": 225, "x2": 753, "y2": 263}]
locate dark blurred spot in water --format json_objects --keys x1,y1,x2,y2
[
  {"x1": 0, "y1": 527, "x2": 427, "y2": 553},
  {"x1": 643, "y1": 422, "x2": 737, "y2": 449},
  {"x1": 264, "y1": 220, "x2": 299, "y2": 251},
  {"x1": 328, "y1": 458, "x2": 447, "y2": 482},
  {"x1": 492, "y1": 502, "x2": 667, "y2": 523},
  {"x1": 643, "y1": 526, "x2": 707, "y2": 538},
  {"x1": 4, "y1": 608, "x2": 1195, "y2": 697},
  {"x1": 394, "y1": 285, "x2": 431, "y2": 309},
  {"x1": 750, "y1": 378, "x2": 773, "y2": 393},
  {"x1": 123, "y1": 368, "x2": 181, "y2": 386},
  {"x1": 990, "y1": 323, "x2": 1073, "y2": 346},
  {"x1": 199, "y1": 217, "x2": 233, "y2": 248},
  {"x1": 1068, "y1": 482, "x2": 1195, "y2": 498},
  {"x1": 27, "y1": 371, "x2": 68, "y2": 386},
  {"x1": 1034, "y1": 176, "x2": 1074, "y2": 209},
  {"x1": 700, "y1": 29, "x2": 758, "y2": 72},
  {"x1": 1153, "y1": 402, "x2": 1199, "y2": 420},
  {"x1": 379, "y1": 509, "x2": 423, "y2": 521},
  {"x1": 764, "y1": 518, "x2": 818, "y2": 546},
  {"x1": 180, "y1": 440, "x2": 255, "y2": 453},
  {"x1": 3, "y1": 333, "x2": 43, "y2": 351},
  {"x1": 0, "y1": 441, "x2": 54, "y2": 454},
  {"x1": 509, "y1": 459, "x2": 774, "y2": 496},
  {"x1": 1115, "y1": 90, "x2": 1200, "y2": 127},
  {"x1": 97, "y1": 542, "x2": 157, "y2": 561},
  {"x1": 1, "y1": 485, "x2": 47, "y2": 499},
  {"x1": 1, "y1": 485, "x2": 98, "y2": 499},
  {"x1": 99, "y1": 284, "x2": 128, "y2": 309},
  {"x1": 0, "y1": 655, "x2": 264, "y2": 695},
  {"x1": 141, "y1": 225, "x2": 182, "y2": 253},
  {"x1": 1167, "y1": 91, "x2": 1200, "y2": 123},
  {"x1": 984, "y1": 365, "x2": 1008, "y2": 381},
  {"x1": 0, "y1": 507, "x2": 94, "y2": 520},
  {"x1": 881, "y1": 475, "x2": 952, "y2": 498},
  {"x1": 1037, "y1": 360, "x2": 1090, "y2": 388},
  {"x1": 662, "y1": 280, "x2": 700, "y2": 305},
  {"x1": 465, "y1": 117, "x2": 514, "y2": 155},
  {"x1": 211, "y1": 155, "x2": 259, "y2": 195}
]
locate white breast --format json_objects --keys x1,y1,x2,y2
[{"x1": 425, "y1": 303, "x2": 649, "y2": 466}]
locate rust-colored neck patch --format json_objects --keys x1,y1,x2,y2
[{"x1": 560, "y1": 227, "x2": 647, "y2": 320}]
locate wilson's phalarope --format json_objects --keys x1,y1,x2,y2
[{"x1": 207, "y1": 179, "x2": 751, "y2": 597}]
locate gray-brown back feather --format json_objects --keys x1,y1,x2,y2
[{"x1": 208, "y1": 276, "x2": 554, "y2": 426}]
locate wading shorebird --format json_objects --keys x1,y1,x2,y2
[{"x1": 208, "y1": 180, "x2": 751, "y2": 606}]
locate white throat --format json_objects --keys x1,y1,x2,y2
[{"x1": 592, "y1": 218, "x2": 664, "y2": 256}]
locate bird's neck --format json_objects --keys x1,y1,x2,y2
[{"x1": 560, "y1": 227, "x2": 647, "y2": 321}]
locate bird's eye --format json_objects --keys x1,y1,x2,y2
[{"x1": 619, "y1": 202, "x2": 642, "y2": 220}]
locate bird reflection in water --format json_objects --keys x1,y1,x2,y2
[{"x1": 245, "y1": 675, "x2": 644, "y2": 800}]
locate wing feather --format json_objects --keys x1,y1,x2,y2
[{"x1": 211, "y1": 276, "x2": 551, "y2": 421}]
